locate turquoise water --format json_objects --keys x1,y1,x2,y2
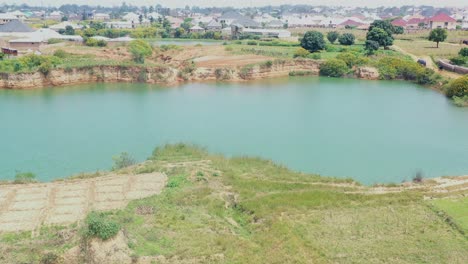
[{"x1": 1, "y1": 77, "x2": 467, "y2": 184}]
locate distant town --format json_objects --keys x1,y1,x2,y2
[{"x1": 0, "y1": 4, "x2": 466, "y2": 52}]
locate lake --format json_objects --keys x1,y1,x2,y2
[{"x1": 1, "y1": 77, "x2": 467, "y2": 184}]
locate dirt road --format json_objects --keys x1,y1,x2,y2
[{"x1": 0, "y1": 173, "x2": 166, "y2": 232}]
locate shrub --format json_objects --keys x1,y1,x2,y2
[
  {"x1": 293, "y1": 47, "x2": 310, "y2": 58},
  {"x1": 338, "y1": 33, "x2": 355, "y2": 45},
  {"x1": 41, "y1": 252, "x2": 59, "y2": 264},
  {"x1": 445, "y1": 75, "x2": 468, "y2": 98},
  {"x1": 327, "y1": 31, "x2": 339, "y2": 44},
  {"x1": 38, "y1": 61, "x2": 52, "y2": 75},
  {"x1": 336, "y1": 52, "x2": 362, "y2": 67},
  {"x1": 53, "y1": 49, "x2": 67, "y2": 58},
  {"x1": 246, "y1": 40, "x2": 257, "y2": 46},
  {"x1": 307, "y1": 53, "x2": 321, "y2": 60},
  {"x1": 85, "y1": 212, "x2": 120, "y2": 240},
  {"x1": 289, "y1": 70, "x2": 314, "y2": 76},
  {"x1": 449, "y1": 56, "x2": 466, "y2": 66},
  {"x1": 85, "y1": 38, "x2": 107, "y2": 47},
  {"x1": 364, "y1": 40, "x2": 380, "y2": 55},
  {"x1": 47, "y1": 38, "x2": 62, "y2": 44},
  {"x1": 300, "y1": 31, "x2": 326, "y2": 52},
  {"x1": 14, "y1": 172, "x2": 36, "y2": 184},
  {"x1": 377, "y1": 57, "x2": 437, "y2": 84},
  {"x1": 319, "y1": 59, "x2": 348, "y2": 77},
  {"x1": 459, "y1": 47, "x2": 468, "y2": 57},
  {"x1": 128, "y1": 40, "x2": 153, "y2": 63},
  {"x1": 112, "y1": 152, "x2": 136, "y2": 170}
]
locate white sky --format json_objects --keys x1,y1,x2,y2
[{"x1": 4, "y1": 0, "x2": 467, "y2": 8}]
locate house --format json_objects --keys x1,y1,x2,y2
[
  {"x1": 0, "y1": 20, "x2": 34, "y2": 35},
  {"x1": 105, "y1": 21, "x2": 133, "y2": 29},
  {"x1": 337, "y1": 19, "x2": 365, "y2": 29},
  {"x1": 266, "y1": 20, "x2": 284, "y2": 29},
  {"x1": 0, "y1": 13, "x2": 18, "y2": 25},
  {"x1": 391, "y1": 18, "x2": 407, "y2": 28},
  {"x1": 406, "y1": 18, "x2": 425, "y2": 29},
  {"x1": 238, "y1": 28, "x2": 292, "y2": 39},
  {"x1": 8, "y1": 11, "x2": 26, "y2": 21},
  {"x1": 206, "y1": 19, "x2": 222, "y2": 31},
  {"x1": 219, "y1": 11, "x2": 260, "y2": 28},
  {"x1": 49, "y1": 21, "x2": 83, "y2": 32},
  {"x1": 166, "y1": 16, "x2": 184, "y2": 29},
  {"x1": 189, "y1": 25, "x2": 205, "y2": 33},
  {"x1": 48, "y1": 11, "x2": 63, "y2": 21},
  {"x1": 427, "y1": 13, "x2": 457, "y2": 30},
  {"x1": 93, "y1": 13, "x2": 110, "y2": 21},
  {"x1": 8, "y1": 28, "x2": 82, "y2": 51}
]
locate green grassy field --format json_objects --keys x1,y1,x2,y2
[
  {"x1": 2, "y1": 144, "x2": 466, "y2": 263},
  {"x1": 431, "y1": 197, "x2": 468, "y2": 234}
]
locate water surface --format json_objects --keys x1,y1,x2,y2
[{"x1": 1, "y1": 77, "x2": 467, "y2": 184}]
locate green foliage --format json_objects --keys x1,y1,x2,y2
[
  {"x1": 53, "y1": 49, "x2": 67, "y2": 58},
  {"x1": 85, "y1": 38, "x2": 107, "y2": 47},
  {"x1": 41, "y1": 252, "x2": 59, "y2": 264},
  {"x1": 64, "y1": 25, "x2": 75, "y2": 35},
  {"x1": 14, "y1": 171, "x2": 36, "y2": 184},
  {"x1": 293, "y1": 47, "x2": 310, "y2": 58},
  {"x1": 300, "y1": 31, "x2": 326, "y2": 52},
  {"x1": 0, "y1": 54, "x2": 62, "y2": 73},
  {"x1": 366, "y1": 28, "x2": 392, "y2": 48},
  {"x1": 449, "y1": 56, "x2": 467, "y2": 66},
  {"x1": 47, "y1": 38, "x2": 63, "y2": 44},
  {"x1": 289, "y1": 70, "x2": 314, "y2": 76},
  {"x1": 128, "y1": 40, "x2": 153, "y2": 64},
  {"x1": 369, "y1": 20, "x2": 395, "y2": 36},
  {"x1": 428, "y1": 28, "x2": 448, "y2": 48},
  {"x1": 338, "y1": 33, "x2": 355, "y2": 46},
  {"x1": 112, "y1": 152, "x2": 136, "y2": 171},
  {"x1": 38, "y1": 61, "x2": 52, "y2": 75},
  {"x1": 459, "y1": 48, "x2": 468, "y2": 57},
  {"x1": 319, "y1": 58, "x2": 349, "y2": 77},
  {"x1": 336, "y1": 52, "x2": 365, "y2": 67},
  {"x1": 326, "y1": 31, "x2": 339, "y2": 44},
  {"x1": 377, "y1": 57, "x2": 437, "y2": 84},
  {"x1": 394, "y1": 26, "x2": 404, "y2": 34},
  {"x1": 307, "y1": 53, "x2": 321, "y2": 60},
  {"x1": 246, "y1": 40, "x2": 258, "y2": 46},
  {"x1": 445, "y1": 75, "x2": 468, "y2": 98},
  {"x1": 364, "y1": 40, "x2": 380, "y2": 55},
  {"x1": 84, "y1": 212, "x2": 120, "y2": 240}
]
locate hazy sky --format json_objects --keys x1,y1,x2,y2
[{"x1": 4, "y1": 0, "x2": 466, "y2": 8}]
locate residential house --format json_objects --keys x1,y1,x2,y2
[
  {"x1": 105, "y1": 21, "x2": 133, "y2": 29},
  {"x1": 427, "y1": 13, "x2": 457, "y2": 30},
  {"x1": 391, "y1": 18, "x2": 407, "y2": 28},
  {"x1": 0, "y1": 20, "x2": 34, "y2": 35},
  {"x1": 219, "y1": 11, "x2": 259, "y2": 28},
  {"x1": 238, "y1": 28, "x2": 291, "y2": 39},
  {"x1": 337, "y1": 19, "x2": 365, "y2": 29},
  {"x1": 189, "y1": 25, "x2": 205, "y2": 33},
  {"x1": 48, "y1": 11, "x2": 63, "y2": 21},
  {"x1": 206, "y1": 19, "x2": 222, "y2": 31},
  {"x1": 49, "y1": 21, "x2": 83, "y2": 32},
  {"x1": 0, "y1": 13, "x2": 18, "y2": 25},
  {"x1": 266, "y1": 20, "x2": 284, "y2": 29},
  {"x1": 93, "y1": 13, "x2": 110, "y2": 21}
]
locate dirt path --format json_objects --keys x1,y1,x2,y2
[
  {"x1": 0, "y1": 173, "x2": 166, "y2": 232},
  {"x1": 392, "y1": 45, "x2": 462, "y2": 79}
]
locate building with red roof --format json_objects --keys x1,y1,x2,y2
[
  {"x1": 337, "y1": 19, "x2": 365, "y2": 29},
  {"x1": 427, "y1": 13, "x2": 457, "y2": 30},
  {"x1": 391, "y1": 18, "x2": 407, "y2": 27},
  {"x1": 406, "y1": 18, "x2": 425, "y2": 29}
]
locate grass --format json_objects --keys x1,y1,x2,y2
[
  {"x1": 394, "y1": 39, "x2": 465, "y2": 59},
  {"x1": 1, "y1": 144, "x2": 467, "y2": 263},
  {"x1": 431, "y1": 197, "x2": 468, "y2": 235}
]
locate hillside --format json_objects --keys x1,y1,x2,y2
[{"x1": 0, "y1": 144, "x2": 467, "y2": 263}]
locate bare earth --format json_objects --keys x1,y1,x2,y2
[{"x1": 0, "y1": 173, "x2": 166, "y2": 232}]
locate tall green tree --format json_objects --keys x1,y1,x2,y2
[
  {"x1": 428, "y1": 28, "x2": 447, "y2": 48},
  {"x1": 366, "y1": 28, "x2": 393, "y2": 49},
  {"x1": 128, "y1": 40, "x2": 153, "y2": 63},
  {"x1": 300, "y1": 31, "x2": 326, "y2": 53},
  {"x1": 326, "y1": 31, "x2": 339, "y2": 44}
]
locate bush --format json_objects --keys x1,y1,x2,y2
[
  {"x1": 38, "y1": 61, "x2": 52, "y2": 75},
  {"x1": 14, "y1": 172, "x2": 36, "y2": 184},
  {"x1": 319, "y1": 59, "x2": 349, "y2": 77},
  {"x1": 364, "y1": 40, "x2": 380, "y2": 55},
  {"x1": 246, "y1": 40, "x2": 257, "y2": 46},
  {"x1": 377, "y1": 57, "x2": 437, "y2": 84},
  {"x1": 307, "y1": 53, "x2": 321, "y2": 60},
  {"x1": 289, "y1": 70, "x2": 314, "y2": 76},
  {"x1": 327, "y1": 31, "x2": 339, "y2": 44},
  {"x1": 85, "y1": 212, "x2": 120, "y2": 240},
  {"x1": 336, "y1": 52, "x2": 362, "y2": 67},
  {"x1": 41, "y1": 252, "x2": 59, "y2": 264},
  {"x1": 449, "y1": 56, "x2": 466, "y2": 66},
  {"x1": 300, "y1": 31, "x2": 326, "y2": 52},
  {"x1": 112, "y1": 152, "x2": 136, "y2": 170},
  {"x1": 338, "y1": 33, "x2": 355, "y2": 45},
  {"x1": 445, "y1": 75, "x2": 468, "y2": 98},
  {"x1": 128, "y1": 40, "x2": 153, "y2": 63},
  {"x1": 53, "y1": 49, "x2": 67, "y2": 58},
  {"x1": 293, "y1": 47, "x2": 310, "y2": 58},
  {"x1": 459, "y1": 47, "x2": 468, "y2": 57},
  {"x1": 85, "y1": 38, "x2": 107, "y2": 47},
  {"x1": 47, "y1": 38, "x2": 62, "y2": 44}
]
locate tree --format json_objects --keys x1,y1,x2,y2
[
  {"x1": 128, "y1": 40, "x2": 153, "y2": 63},
  {"x1": 366, "y1": 27, "x2": 393, "y2": 49},
  {"x1": 64, "y1": 25, "x2": 75, "y2": 35},
  {"x1": 364, "y1": 40, "x2": 380, "y2": 55},
  {"x1": 338, "y1": 33, "x2": 355, "y2": 45},
  {"x1": 369, "y1": 20, "x2": 395, "y2": 36},
  {"x1": 138, "y1": 14, "x2": 143, "y2": 25},
  {"x1": 459, "y1": 47, "x2": 468, "y2": 57},
  {"x1": 300, "y1": 31, "x2": 326, "y2": 53},
  {"x1": 174, "y1": 27, "x2": 185, "y2": 38},
  {"x1": 394, "y1": 26, "x2": 404, "y2": 34},
  {"x1": 61, "y1": 16, "x2": 68, "y2": 21},
  {"x1": 428, "y1": 28, "x2": 447, "y2": 48},
  {"x1": 445, "y1": 75, "x2": 468, "y2": 98},
  {"x1": 319, "y1": 58, "x2": 348, "y2": 77},
  {"x1": 326, "y1": 31, "x2": 339, "y2": 44},
  {"x1": 293, "y1": 47, "x2": 310, "y2": 58}
]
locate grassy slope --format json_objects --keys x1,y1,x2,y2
[{"x1": 1, "y1": 144, "x2": 467, "y2": 263}]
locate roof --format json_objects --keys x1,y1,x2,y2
[
  {"x1": 429, "y1": 13, "x2": 456, "y2": 23},
  {"x1": 231, "y1": 16, "x2": 260, "y2": 28},
  {"x1": 407, "y1": 18, "x2": 424, "y2": 24},
  {"x1": 49, "y1": 21, "x2": 83, "y2": 30},
  {"x1": 190, "y1": 25, "x2": 204, "y2": 30},
  {"x1": 219, "y1": 11, "x2": 245, "y2": 20},
  {"x1": 0, "y1": 13, "x2": 18, "y2": 20},
  {"x1": 391, "y1": 18, "x2": 407, "y2": 27},
  {"x1": 339, "y1": 19, "x2": 365, "y2": 27},
  {"x1": 0, "y1": 20, "x2": 34, "y2": 33},
  {"x1": 206, "y1": 19, "x2": 222, "y2": 28}
]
